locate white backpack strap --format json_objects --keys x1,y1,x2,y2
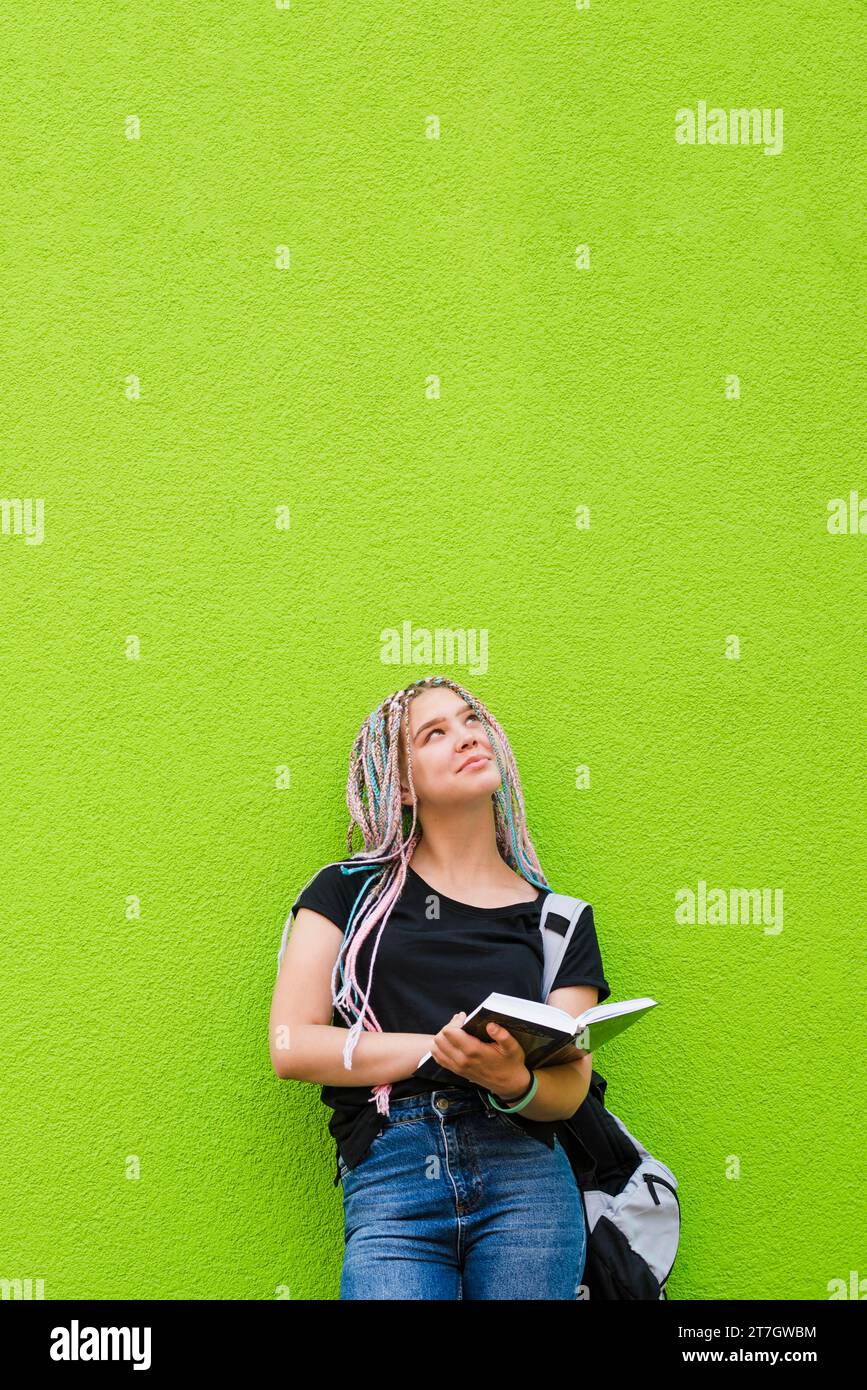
[{"x1": 539, "y1": 893, "x2": 590, "y2": 1001}]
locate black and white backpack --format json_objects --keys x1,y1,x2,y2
[{"x1": 539, "y1": 892, "x2": 681, "y2": 1301}]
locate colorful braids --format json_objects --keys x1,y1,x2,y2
[{"x1": 328, "y1": 675, "x2": 550, "y2": 1117}]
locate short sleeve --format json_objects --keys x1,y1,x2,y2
[
  {"x1": 276, "y1": 860, "x2": 381, "y2": 974},
  {"x1": 290, "y1": 861, "x2": 360, "y2": 932},
  {"x1": 547, "y1": 903, "x2": 611, "y2": 1003}
]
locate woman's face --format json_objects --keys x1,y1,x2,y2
[{"x1": 397, "y1": 687, "x2": 501, "y2": 809}]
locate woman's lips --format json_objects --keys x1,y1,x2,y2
[{"x1": 459, "y1": 755, "x2": 488, "y2": 772}]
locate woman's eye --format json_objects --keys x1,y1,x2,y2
[{"x1": 425, "y1": 714, "x2": 478, "y2": 742}]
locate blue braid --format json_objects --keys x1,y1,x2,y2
[{"x1": 335, "y1": 864, "x2": 385, "y2": 1007}]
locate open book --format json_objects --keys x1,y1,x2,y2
[{"x1": 413, "y1": 993, "x2": 657, "y2": 1083}]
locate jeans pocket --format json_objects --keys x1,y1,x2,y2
[{"x1": 484, "y1": 1105, "x2": 532, "y2": 1139}]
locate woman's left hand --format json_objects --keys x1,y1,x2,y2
[{"x1": 430, "y1": 1012, "x2": 530, "y2": 1097}]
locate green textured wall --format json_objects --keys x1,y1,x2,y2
[{"x1": 1, "y1": 2, "x2": 864, "y2": 1302}]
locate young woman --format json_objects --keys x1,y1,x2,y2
[{"x1": 270, "y1": 675, "x2": 610, "y2": 1300}]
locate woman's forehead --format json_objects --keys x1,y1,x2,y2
[{"x1": 404, "y1": 686, "x2": 469, "y2": 729}]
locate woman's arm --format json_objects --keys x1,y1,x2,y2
[
  {"x1": 269, "y1": 906, "x2": 434, "y2": 1085},
  {"x1": 493, "y1": 1052, "x2": 593, "y2": 1122},
  {"x1": 491, "y1": 982, "x2": 598, "y2": 1122},
  {"x1": 274, "y1": 1022, "x2": 435, "y2": 1087}
]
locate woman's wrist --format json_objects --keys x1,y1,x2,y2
[{"x1": 493, "y1": 1065, "x2": 533, "y2": 1104}]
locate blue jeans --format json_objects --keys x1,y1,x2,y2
[{"x1": 337, "y1": 1085, "x2": 586, "y2": 1300}]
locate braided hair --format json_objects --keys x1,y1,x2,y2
[{"x1": 303, "y1": 674, "x2": 549, "y2": 1116}]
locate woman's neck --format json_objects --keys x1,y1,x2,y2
[{"x1": 408, "y1": 815, "x2": 523, "y2": 894}]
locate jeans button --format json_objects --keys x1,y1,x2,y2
[{"x1": 435, "y1": 1097, "x2": 449, "y2": 1110}]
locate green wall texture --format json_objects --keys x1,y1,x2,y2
[{"x1": 1, "y1": 2, "x2": 864, "y2": 1302}]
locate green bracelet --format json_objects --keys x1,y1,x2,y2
[{"x1": 487, "y1": 1069, "x2": 538, "y2": 1114}]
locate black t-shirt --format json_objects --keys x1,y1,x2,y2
[{"x1": 289, "y1": 859, "x2": 611, "y2": 1187}]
